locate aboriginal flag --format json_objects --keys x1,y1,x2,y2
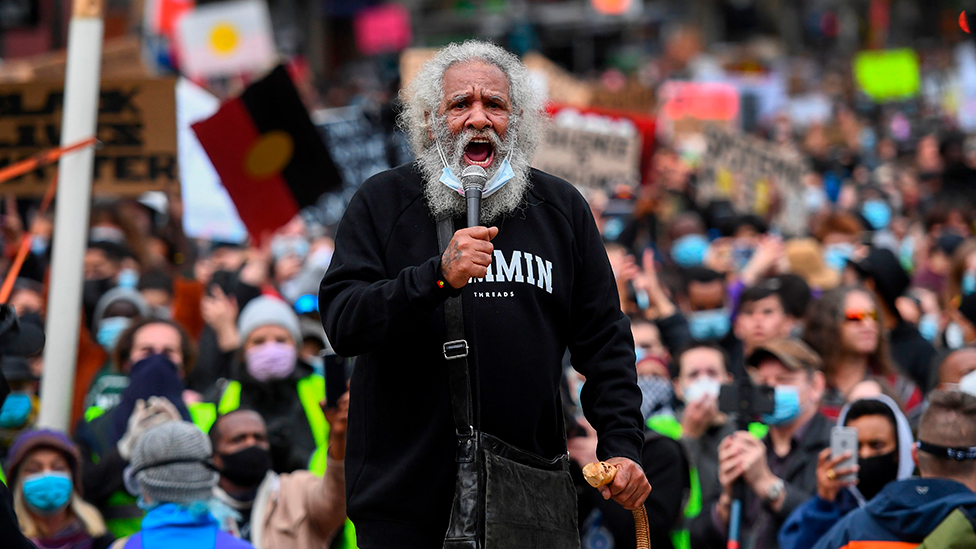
[{"x1": 192, "y1": 65, "x2": 340, "y2": 241}]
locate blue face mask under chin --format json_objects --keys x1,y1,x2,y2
[
  {"x1": 0, "y1": 392, "x2": 32, "y2": 428},
  {"x1": 762, "y1": 385, "x2": 802, "y2": 426},
  {"x1": 688, "y1": 309, "x2": 730, "y2": 341}
]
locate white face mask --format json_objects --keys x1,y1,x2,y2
[
  {"x1": 960, "y1": 369, "x2": 976, "y2": 397},
  {"x1": 435, "y1": 137, "x2": 515, "y2": 198},
  {"x1": 682, "y1": 378, "x2": 721, "y2": 404}
]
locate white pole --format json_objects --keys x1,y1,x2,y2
[{"x1": 37, "y1": 0, "x2": 104, "y2": 431}]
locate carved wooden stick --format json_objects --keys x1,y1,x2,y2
[{"x1": 582, "y1": 461, "x2": 651, "y2": 549}]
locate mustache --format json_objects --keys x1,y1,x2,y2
[{"x1": 440, "y1": 126, "x2": 506, "y2": 166}]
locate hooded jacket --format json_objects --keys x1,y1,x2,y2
[
  {"x1": 811, "y1": 478, "x2": 976, "y2": 549},
  {"x1": 778, "y1": 395, "x2": 915, "y2": 549}
]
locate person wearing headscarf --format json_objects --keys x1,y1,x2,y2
[
  {"x1": 778, "y1": 395, "x2": 915, "y2": 549},
  {"x1": 6, "y1": 429, "x2": 115, "y2": 549}
]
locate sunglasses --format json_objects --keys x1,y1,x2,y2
[{"x1": 844, "y1": 309, "x2": 878, "y2": 322}]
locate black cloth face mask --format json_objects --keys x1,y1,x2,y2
[
  {"x1": 219, "y1": 445, "x2": 272, "y2": 488},
  {"x1": 857, "y1": 450, "x2": 898, "y2": 500}
]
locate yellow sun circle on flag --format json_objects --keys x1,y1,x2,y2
[
  {"x1": 209, "y1": 23, "x2": 239, "y2": 55},
  {"x1": 245, "y1": 131, "x2": 294, "y2": 179}
]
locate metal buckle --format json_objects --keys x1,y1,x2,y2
[{"x1": 443, "y1": 339, "x2": 468, "y2": 360}]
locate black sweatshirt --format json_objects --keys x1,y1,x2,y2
[{"x1": 319, "y1": 163, "x2": 644, "y2": 547}]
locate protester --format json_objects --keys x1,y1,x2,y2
[
  {"x1": 84, "y1": 289, "x2": 151, "y2": 411},
  {"x1": 210, "y1": 393, "x2": 349, "y2": 547},
  {"x1": 115, "y1": 421, "x2": 253, "y2": 549},
  {"x1": 734, "y1": 280, "x2": 799, "y2": 357},
  {"x1": 803, "y1": 285, "x2": 923, "y2": 422},
  {"x1": 203, "y1": 296, "x2": 325, "y2": 474},
  {"x1": 936, "y1": 348, "x2": 976, "y2": 392},
  {"x1": 0, "y1": 354, "x2": 40, "y2": 459},
  {"x1": 320, "y1": 40, "x2": 650, "y2": 547},
  {"x1": 6, "y1": 429, "x2": 114, "y2": 549},
  {"x1": 812, "y1": 391, "x2": 976, "y2": 548},
  {"x1": 778, "y1": 395, "x2": 915, "y2": 549},
  {"x1": 692, "y1": 338, "x2": 830, "y2": 549}
]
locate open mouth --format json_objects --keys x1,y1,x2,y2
[{"x1": 463, "y1": 139, "x2": 494, "y2": 167}]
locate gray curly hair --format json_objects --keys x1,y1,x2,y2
[{"x1": 401, "y1": 41, "x2": 547, "y2": 222}]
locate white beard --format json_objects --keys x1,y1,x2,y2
[{"x1": 417, "y1": 120, "x2": 532, "y2": 224}]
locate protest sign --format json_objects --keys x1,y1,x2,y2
[
  {"x1": 176, "y1": 0, "x2": 276, "y2": 80},
  {"x1": 523, "y1": 52, "x2": 593, "y2": 107},
  {"x1": 699, "y1": 126, "x2": 808, "y2": 236},
  {"x1": 531, "y1": 108, "x2": 641, "y2": 191},
  {"x1": 176, "y1": 78, "x2": 246, "y2": 243},
  {"x1": 853, "y1": 49, "x2": 919, "y2": 102},
  {"x1": 0, "y1": 77, "x2": 177, "y2": 197},
  {"x1": 355, "y1": 3, "x2": 412, "y2": 56},
  {"x1": 313, "y1": 105, "x2": 391, "y2": 190}
]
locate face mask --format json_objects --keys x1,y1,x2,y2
[
  {"x1": 97, "y1": 316, "x2": 131, "y2": 351},
  {"x1": 959, "y1": 368, "x2": 976, "y2": 397},
  {"x1": 245, "y1": 342, "x2": 297, "y2": 382},
  {"x1": 671, "y1": 234, "x2": 709, "y2": 268},
  {"x1": 687, "y1": 308, "x2": 731, "y2": 341},
  {"x1": 964, "y1": 272, "x2": 976, "y2": 296},
  {"x1": 436, "y1": 138, "x2": 515, "y2": 199},
  {"x1": 761, "y1": 385, "x2": 802, "y2": 426},
  {"x1": 918, "y1": 313, "x2": 939, "y2": 342},
  {"x1": 117, "y1": 269, "x2": 139, "y2": 289},
  {"x1": 30, "y1": 235, "x2": 48, "y2": 256},
  {"x1": 823, "y1": 243, "x2": 854, "y2": 272},
  {"x1": 602, "y1": 217, "x2": 624, "y2": 241},
  {"x1": 635, "y1": 345, "x2": 647, "y2": 364},
  {"x1": 683, "y1": 378, "x2": 721, "y2": 404},
  {"x1": 856, "y1": 450, "x2": 898, "y2": 500},
  {"x1": 637, "y1": 375, "x2": 673, "y2": 421},
  {"x1": 22, "y1": 471, "x2": 73, "y2": 515},
  {"x1": 946, "y1": 322, "x2": 966, "y2": 350},
  {"x1": 218, "y1": 445, "x2": 272, "y2": 488},
  {"x1": 0, "y1": 392, "x2": 32, "y2": 429},
  {"x1": 861, "y1": 200, "x2": 892, "y2": 230},
  {"x1": 271, "y1": 236, "x2": 310, "y2": 261}
]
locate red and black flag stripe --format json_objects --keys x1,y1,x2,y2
[{"x1": 192, "y1": 65, "x2": 340, "y2": 241}]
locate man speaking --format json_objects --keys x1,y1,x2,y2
[{"x1": 319, "y1": 40, "x2": 650, "y2": 548}]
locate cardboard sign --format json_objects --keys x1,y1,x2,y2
[
  {"x1": 523, "y1": 52, "x2": 593, "y2": 107},
  {"x1": 699, "y1": 126, "x2": 808, "y2": 236},
  {"x1": 853, "y1": 49, "x2": 919, "y2": 102},
  {"x1": 354, "y1": 3, "x2": 411, "y2": 56},
  {"x1": 531, "y1": 108, "x2": 641, "y2": 191},
  {"x1": 0, "y1": 78, "x2": 178, "y2": 197},
  {"x1": 313, "y1": 106, "x2": 391, "y2": 190}
]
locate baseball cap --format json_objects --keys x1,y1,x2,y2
[{"x1": 747, "y1": 338, "x2": 822, "y2": 372}]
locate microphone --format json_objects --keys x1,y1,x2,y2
[{"x1": 461, "y1": 165, "x2": 488, "y2": 228}]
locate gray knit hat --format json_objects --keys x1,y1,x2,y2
[
  {"x1": 237, "y1": 296, "x2": 302, "y2": 348},
  {"x1": 126, "y1": 421, "x2": 217, "y2": 504},
  {"x1": 92, "y1": 287, "x2": 150, "y2": 328}
]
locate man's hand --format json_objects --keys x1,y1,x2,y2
[
  {"x1": 815, "y1": 448, "x2": 858, "y2": 502},
  {"x1": 201, "y1": 286, "x2": 240, "y2": 351},
  {"x1": 323, "y1": 392, "x2": 349, "y2": 460},
  {"x1": 597, "y1": 457, "x2": 652, "y2": 511},
  {"x1": 719, "y1": 432, "x2": 785, "y2": 509},
  {"x1": 440, "y1": 226, "x2": 499, "y2": 288}
]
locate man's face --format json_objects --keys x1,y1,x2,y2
[
  {"x1": 687, "y1": 280, "x2": 725, "y2": 312},
  {"x1": 751, "y1": 359, "x2": 822, "y2": 417},
  {"x1": 735, "y1": 295, "x2": 792, "y2": 351},
  {"x1": 847, "y1": 414, "x2": 897, "y2": 459},
  {"x1": 939, "y1": 348, "x2": 976, "y2": 387},
  {"x1": 436, "y1": 61, "x2": 512, "y2": 171},
  {"x1": 84, "y1": 248, "x2": 119, "y2": 281},
  {"x1": 129, "y1": 323, "x2": 183, "y2": 367},
  {"x1": 632, "y1": 322, "x2": 668, "y2": 362},
  {"x1": 215, "y1": 411, "x2": 269, "y2": 461}
]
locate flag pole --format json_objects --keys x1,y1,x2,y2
[{"x1": 37, "y1": 0, "x2": 104, "y2": 431}]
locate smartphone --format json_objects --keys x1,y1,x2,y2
[
  {"x1": 324, "y1": 354, "x2": 347, "y2": 410},
  {"x1": 830, "y1": 426, "x2": 859, "y2": 482}
]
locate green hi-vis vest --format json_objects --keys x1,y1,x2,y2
[{"x1": 195, "y1": 374, "x2": 359, "y2": 549}]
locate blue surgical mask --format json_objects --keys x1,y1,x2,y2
[
  {"x1": 96, "y1": 316, "x2": 131, "y2": 351},
  {"x1": 671, "y1": 234, "x2": 709, "y2": 268},
  {"x1": 0, "y1": 392, "x2": 32, "y2": 428},
  {"x1": 761, "y1": 385, "x2": 802, "y2": 426},
  {"x1": 861, "y1": 200, "x2": 891, "y2": 230},
  {"x1": 687, "y1": 308, "x2": 730, "y2": 341},
  {"x1": 918, "y1": 313, "x2": 939, "y2": 342},
  {"x1": 436, "y1": 139, "x2": 515, "y2": 200},
  {"x1": 823, "y1": 243, "x2": 854, "y2": 272},
  {"x1": 117, "y1": 268, "x2": 139, "y2": 289},
  {"x1": 22, "y1": 471, "x2": 72, "y2": 515},
  {"x1": 964, "y1": 272, "x2": 976, "y2": 296}
]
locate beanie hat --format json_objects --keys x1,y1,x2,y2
[
  {"x1": 92, "y1": 287, "x2": 150, "y2": 329},
  {"x1": 128, "y1": 421, "x2": 217, "y2": 505},
  {"x1": 6, "y1": 429, "x2": 82, "y2": 493},
  {"x1": 237, "y1": 296, "x2": 302, "y2": 348}
]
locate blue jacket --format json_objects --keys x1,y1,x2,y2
[
  {"x1": 779, "y1": 489, "x2": 860, "y2": 549},
  {"x1": 811, "y1": 478, "x2": 976, "y2": 549},
  {"x1": 124, "y1": 504, "x2": 253, "y2": 549}
]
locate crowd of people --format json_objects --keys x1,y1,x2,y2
[{"x1": 2, "y1": 32, "x2": 976, "y2": 549}]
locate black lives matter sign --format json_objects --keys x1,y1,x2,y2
[{"x1": 0, "y1": 78, "x2": 177, "y2": 197}]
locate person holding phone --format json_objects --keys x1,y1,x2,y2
[{"x1": 778, "y1": 395, "x2": 915, "y2": 549}]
